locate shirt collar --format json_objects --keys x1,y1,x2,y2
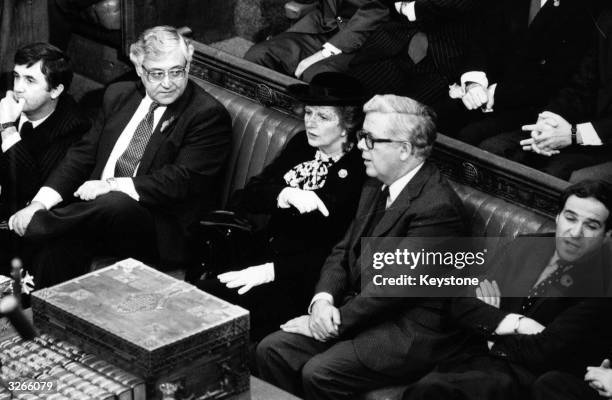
[
  {"x1": 19, "y1": 111, "x2": 52, "y2": 130},
  {"x1": 385, "y1": 162, "x2": 424, "y2": 206}
]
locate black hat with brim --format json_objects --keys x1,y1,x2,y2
[{"x1": 288, "y1": 72, "x2": 368, "y2": 106}]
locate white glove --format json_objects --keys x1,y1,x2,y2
[
  {"x1": 217, "y1": 263, "x2": 275, "y2": 295},
  {"x1": 277, "y1": 187, "x2": 329, "y2": 216}
]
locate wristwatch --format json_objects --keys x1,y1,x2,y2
[
  {"x1": 0, "y1": 122, "x2": 16, "y2": 132},
  {"x1": 571, "y1": 124, "x2": 577, "y2": 145}
]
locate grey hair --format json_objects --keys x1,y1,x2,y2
[
  {"x1": 363, "y1": 94, "x2": 437, "y2": 159},
  {"x1": 129, "y1": 26, "x2": 193, "y2": 66}
]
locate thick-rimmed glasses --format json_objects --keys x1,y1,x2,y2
[
  {"x1": 357, "y1": 129, "x2": 408, "y2": 150},
  {"x1": 141, "y1": 65, "x2": 187, "y2": 83}
]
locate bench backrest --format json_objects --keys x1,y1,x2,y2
[{"x1": 195, "y1": 79, "x2": 556, "y2": 238}]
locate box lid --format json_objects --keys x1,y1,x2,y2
[{"x1": 31, "y1": 259, "x2": 249, "y2": 352}]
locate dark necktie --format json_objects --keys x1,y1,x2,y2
[
  {"x1": 528, "y1": 0, "x2": 541, "y2": 25},
  {"x1": 521, "y1": 259, "x2": 570, "y2": 312},
  {"x1": 365, "y1": 186, "x2": 389, "y2": 237},
  {"x1": 114, "y1": 102, "x2": 160, "y2": 177},
  {"x1": 20, "y1": 121, "x2": 34, "y2": 142}
]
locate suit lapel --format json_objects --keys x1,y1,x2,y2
[
  {"x1": 527, "y1": 0, "x2": 568, "y2": 44},
  {"x1": 137, "y1": 81, "x2": 193, "y2": 174},
  {"x1": 371, "y1": 162, "x2": 434, "y2": 237}
]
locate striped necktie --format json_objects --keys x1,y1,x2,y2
[{"x1": 114, "y1": 101, "x2": 160, "y2": 177}]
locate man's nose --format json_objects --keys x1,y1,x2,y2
[
  {"x1": 568, "y1": 223, "x2": 583, "y2": 237},
  {"x1": 13, "y1": 78, "x2": 24, "y2": 92},
  {"x1": 160, "y1": 74, "x2": 172, "y2": 88}
]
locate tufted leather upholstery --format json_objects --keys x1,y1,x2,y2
[
  {"x1": 193, "y1": 78, "x2": 556, "y2": 400},
  {"x1": 195, "y1": 78, "x2": 555, "y2": 236}
]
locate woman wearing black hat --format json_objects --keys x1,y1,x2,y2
[{"x1": 200, "y1": 72, "x2": 367, "y2": 340}]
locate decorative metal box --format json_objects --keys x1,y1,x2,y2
[{"x1": 31, "y1": 259, "x2": 250, "y2": 399}]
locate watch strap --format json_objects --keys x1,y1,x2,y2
[{"x1": 0, "y1": 121, "x2": 16, "y2": 132}]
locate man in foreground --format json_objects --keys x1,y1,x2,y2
[
  {"x1": 9, "y1": 26, "x2": 232, "y2": 287},
  {"x1": 403, "y1": 180, "x2": 612, "y2": 400},
  {"x1": 257, "y1": 94, "x2": 469, "y2": 400},
  {"x1": 0, "y1": 42, "x2": 90, "y2": 274}
]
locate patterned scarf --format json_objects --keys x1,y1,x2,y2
[{"x1": 283, "y1": 149, "x2": 345, "y2": 190}]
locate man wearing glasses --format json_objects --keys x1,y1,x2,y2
[
  {"x1": 257, "y1": 94, "x2": 469, "y2": 400},
  {"x1": 8, "y1": 25, "x2": 232, "y2": 288}
]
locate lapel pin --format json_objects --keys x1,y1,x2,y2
[
  {"x1": 160, "y1": 116, "x2": 176, "y2": 133},
  {"x1": 560, "y1": 274, "x2": 573, "y2": 287}
]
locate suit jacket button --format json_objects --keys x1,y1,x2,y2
[{"x1": 540, "y1": 59, "x2": 547, "y2": 65}]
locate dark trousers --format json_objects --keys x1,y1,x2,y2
[
  {"x1": 433, "y1": 98, "x2": 538, "y2": 144},
  {"x1": 24, "y1": 192, "x2": 157, "y2": 288},
  {"x1": 401, "y1": 356, "x2": 524, "y2": 400},
  {"x1": 256, "y1": 331, "x2": 401, "y2": 400},
  {"x1": 350, "y1": 55, "x2": 450, "y2": 106},
  {"x1": 244, "y1": 32, "x2": 355, "y2": 82},
  {"x1": 198, "y1": 278, "x2": 301, "y2": 342},
  {"x1": 480, "y1": 130, "x2": 611, "y2": 180},
  {"x1": 532, "y1": 371, "x2": 600, "y2": 400}
]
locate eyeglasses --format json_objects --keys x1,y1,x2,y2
[
  {"x1": 141, "y1": 65, "x2": 188, "y2": 83},
  {"x1": 357, "y1": 130, "x2": 408, "y2": 150}
]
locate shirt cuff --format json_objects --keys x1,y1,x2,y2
[
  {"x1": 32, "y1": 187, "x2": 63, "y2": 210},
  {"x1": 460, "y1": 71, "x2": 489, "y2": 91},
  {"x1": 406, "y1": 1, "x2": 416, "y2": 21},
  {"x1": 1, "y1": 130, "x2": 21, "y2": 153},
  {"x1": 322, "y1": 42, "x2": 342, "y2": 55},
  {"x1": 115, "y1": 178, "x2": 140, "y2": 201},
  {"x1": 308, "y1": 292, "x2": 334, "y2": 314},
  {"x1": 495, "y1": 313, "x2": 521, "y2": 335},
  {"x1": 577, "y1": 122, "x2": 603, "y2": 146}
]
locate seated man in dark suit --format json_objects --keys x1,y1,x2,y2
[
  {"x1": 0, "y1": 42, "x2": 90, "y2": 274},
  {"x1": 257, "y1": 94, "x2": 470, "y2": 400},
  {"x1": 349, "y1": 0, "x2": 484, "y2": 106},
  {"x1": 244, "y1": 0, "x2": 389, "y2": 82},
  {"x1": 402, "y1": 180, "x2": 612, "y2": 400},
  {"x1": 479, "y1": 7, "x2": 612, "y2": 180},
  {"x1": 438, "y1": 0, "x2": 603, "y2": 143},
  {"x1": 8, "y1": 26, "x2": 232, "y2": 288}
]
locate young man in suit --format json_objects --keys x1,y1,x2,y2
[
  {"x1": 479, "y1": 7, "x2": 612, "y2": 180},
  {"x1": 438, "y1": 0, "x2": 603, "y2": 143},
  {"x1": 244, "y1": 0, "x2": 389, "y2": 82},
  {"x1": 0, "y1": 42, "x2": 90, "y2": 274},
  {"x1": 402, "y1": 180, "x2": 612, "y2": 400},
  {"x1": 256, "y1": 94, "x2": 470, "y2": 400},
  {"x1": 8, "y1": 26, "x2": 232, "y2": 287}
]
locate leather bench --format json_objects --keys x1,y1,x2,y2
[
  {"x1": 192, "y1": 77, "x2": 556, "y2": 400},
  {"x1": 195, "y1": 77, "x2": 555, "y2": 238}
]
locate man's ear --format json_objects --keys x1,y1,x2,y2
[
  {"x1": 49, "y1": 83, "x2": 64, "y2": 100},
  {"x1": 399, "y1": 141, "x2": 412, "y2": 161}
]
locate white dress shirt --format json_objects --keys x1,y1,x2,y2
[{"x1": 30, "y1": 95, "x2": 167, "y2": 210}]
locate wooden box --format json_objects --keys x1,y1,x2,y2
[{"x1": 31, "y1": 259, "x2": 250, "y2": 399}]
